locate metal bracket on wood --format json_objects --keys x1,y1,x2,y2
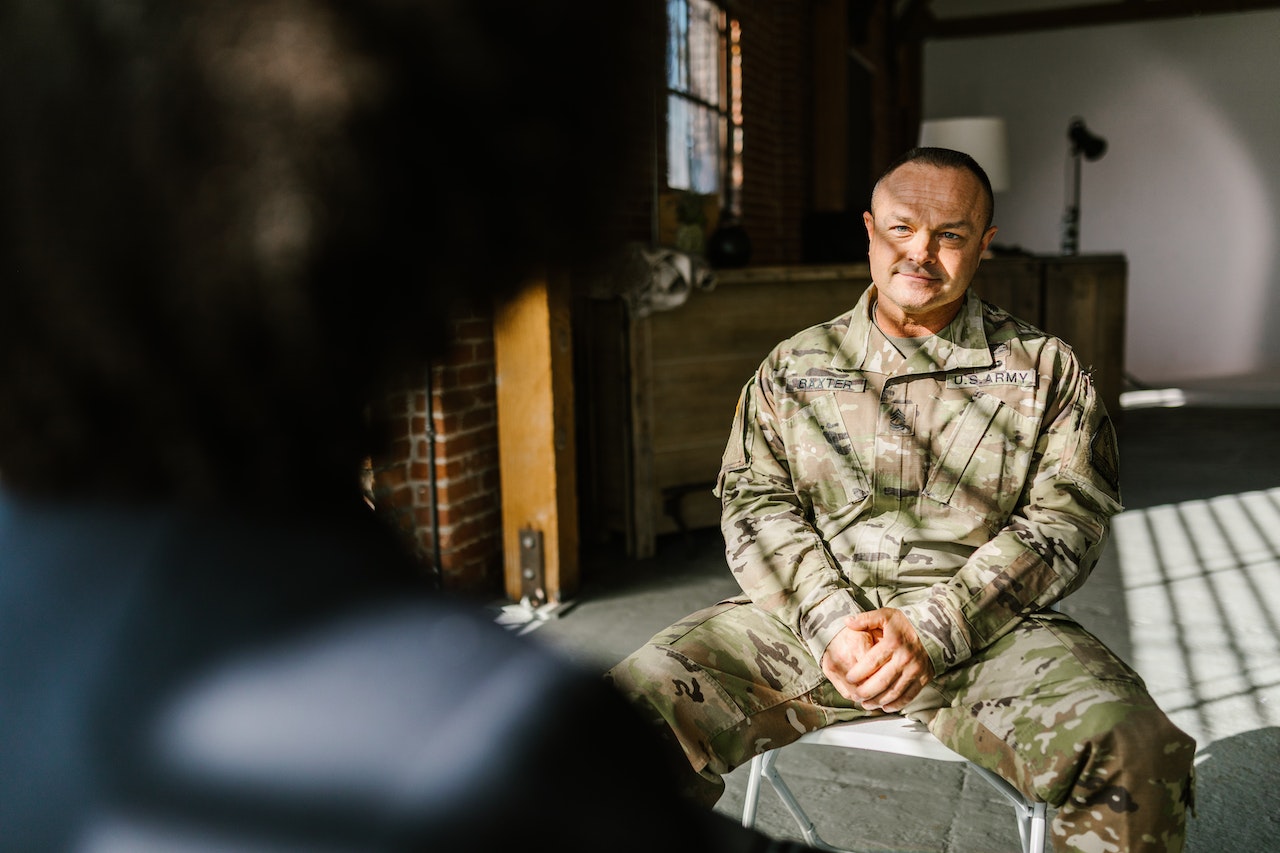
[{"x1": 519, "y1": 527, "x2": 546, "y2": 607}]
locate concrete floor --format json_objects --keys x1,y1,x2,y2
[{"x1": 519, "y1": 394, "x2": 1280, "y2": 852}]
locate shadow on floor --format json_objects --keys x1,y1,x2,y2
[{"x1": 1186, "y1": 726, "x2": 1280, "y2": 849}]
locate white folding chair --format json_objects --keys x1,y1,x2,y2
[{"x1": 741, "y1": 714, "x2": 1047, "y2": 853}]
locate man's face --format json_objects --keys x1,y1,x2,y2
[{"x1": 862, "y1": 162, "x2": 997, "y2": 332}]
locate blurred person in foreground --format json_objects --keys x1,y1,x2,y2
[{"x1": 0, "y1": 2, "x2": 808, "y2": 851}]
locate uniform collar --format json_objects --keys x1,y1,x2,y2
[{"x1": 832, "y1": 284, "x2": 995, "y2": 374}]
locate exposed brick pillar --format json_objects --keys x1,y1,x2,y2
[
  {"x1": 371, "y1": 309, "x2": 504, "y2": 597},
  {"x1": 736, "y1": 0, "x2": 810, "y2": 265}
]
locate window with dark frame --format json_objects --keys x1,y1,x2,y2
[{"x1": 666, "y1": 0, "x2": 742, "y2": 213}]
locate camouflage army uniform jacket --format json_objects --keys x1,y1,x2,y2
[{"x1": 715, "y1": 285, "x2": 1123, "y2": 677}]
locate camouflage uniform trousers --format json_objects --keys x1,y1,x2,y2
[{"x1": 608, "y1": 597, "x2": 1196, "y2": 852}]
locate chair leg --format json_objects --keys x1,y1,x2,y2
[
  {"x1": 746, "y1": 749, "x2": 859, "y2": 853},
  {"x1": 1027, "y1": 801, "x2": 1047, "y2": 853},
  {"x1": 966, "y1": 763, "x2": 1048, "y2": 853},
  {"x1": 742, "y1": 754, "x2": 765, "y2": 829}
]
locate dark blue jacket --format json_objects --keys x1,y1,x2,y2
[{"x1": 0, "y1": 493, "x2": 794, "y2": 851}]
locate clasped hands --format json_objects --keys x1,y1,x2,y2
[{"x1": 820, "y1": 608, "x2": 934, "y2": 713}]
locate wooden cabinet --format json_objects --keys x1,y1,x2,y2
[
  {"x1": 971, "y1": 254, "x2": 1127, "y2": 421},
  {"x1": 1041, "y1": 256, "x2": 1128, "y2": 420},
  {"x1": 579, "y1": 255, "x2": 1126, "y2": 557}
]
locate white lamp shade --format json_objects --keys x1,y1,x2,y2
[{"x1": 919, "y1": 116, "x2": 1011, "y2": 192}]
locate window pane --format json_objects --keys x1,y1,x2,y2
[
  {"x1": 688, "y1": 0, "x2": 720, "y2": 104},
  {"x1": 729, "y1": 18, "x2": 742, "y2": 123},
  {"x1": 688, "y1": 102, "x2": 720, "y2": 194},
  {"x1": 667, "y1": 94, "x2": 691, "y2": 190},
  {"x1": 728, "y1": 19, "x2": 743, "y2": 210},
  {"x1": 729, "y1": 125, "x2": 744, "y2": 212},
  {"x1": 666, "y1": 0, "x2": 737, "y2": 198},
  {"x1": 667, "y1": 95, "x2": 720, "y2": 194},
  {"x1": 666, "y1": 0, "x2": 688, "y2": 90}
]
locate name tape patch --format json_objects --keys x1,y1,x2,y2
[
  {"x1": 786, "y1": 376, "x2": 868, "y2": 393},
  {"x1": 946, "y1": 370, "x2": 1035, "y2": 389}
]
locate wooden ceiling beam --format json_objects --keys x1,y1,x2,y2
[{"x1": 927, "y1": 0, "x2": 1280, "y2": 39}]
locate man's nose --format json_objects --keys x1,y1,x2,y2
[{"x1": 906, "y1": 231, "x2": 934, "y2": 264}]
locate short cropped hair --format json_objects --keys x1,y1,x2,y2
[{"x1": 872, "y1": 146, "x2": 995, "y2": 230}]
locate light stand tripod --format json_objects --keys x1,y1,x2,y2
[{"x1": 1060, "y1": 117, "x2": 1107, "y2": 255}]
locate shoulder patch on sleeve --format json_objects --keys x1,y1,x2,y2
[
  {"x1": 715, "y1": 385, "x2": 753, "y2": 498},
  {"x1": 1089, "y1": 414, "x2": 1120, "y2": 494}
]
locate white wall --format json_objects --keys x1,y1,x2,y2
[{"x1": 924, "y1": 11, "x2": 1280, "y2": 385}]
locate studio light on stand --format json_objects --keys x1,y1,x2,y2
[
  {"x1": 919, "y1": 116, "x2": 1011, "y2": 193},
  {"x1": 1060, "y1": 117, "x2": 1107, "y2": 255}
]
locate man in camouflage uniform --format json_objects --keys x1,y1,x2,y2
[{"x1": 609, "y1": 148, "x2": 1195, "y2": 851}]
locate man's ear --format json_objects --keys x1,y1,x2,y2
[
  {"x1": 863, "y1": 210, "x2": 875, "y2": 241},
  {"x1": 980, "y1": 225, "x2": 998, "y2": 254}
]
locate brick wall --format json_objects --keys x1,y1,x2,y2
[
  {"x1": 371, "y1": 310, "x2": 503, "y2": 596},
  {"x1": 736, "y1": 0, "x2": 810, "y2": 266},
  {"x1": 373, "y1": 1, "x2": 815, "y2": 596}
]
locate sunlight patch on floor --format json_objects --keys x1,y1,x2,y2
[{"x1": 1113, "y1": 487, "x2": 1280, "y2": 751}]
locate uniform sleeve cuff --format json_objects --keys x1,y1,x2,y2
[
  {"x1": 897, "y1": 598, "x2": 971, "y2": 676},
  {"x1": 799, "y1": 589, "x2": 864, "y2": 663}
]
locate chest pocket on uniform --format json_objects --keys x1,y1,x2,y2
[
  {"x1": 921, "y1": 390, "x2": 1033, "y2": 534},
  {"x1": 783, "y1": 393, "x2": 871, "y2": 519}
]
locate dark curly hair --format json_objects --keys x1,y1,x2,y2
[{"x1": 0, "y1": 0, "x2": 656, "y2": 507}]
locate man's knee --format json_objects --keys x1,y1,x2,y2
[
  {"x1": 1091, "y1": 699, "x2": 1195, "y2": 779},
  {"x1": 1059, "y1": 696, "x2": 1195, "y2": 824},
  {"x1": 607, "y1": 636, "x2": 708, "y2": 702},
  {"x1": 606, "y1": 643, "x2": 733, "y2": 807},
  {"x1": 1050, "y1": 700, "x2": 1195, "y2": 851}
]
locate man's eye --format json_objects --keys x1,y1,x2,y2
[
  {"x1": 890, "y1": 225, "x2": 910, "y2": 234},
  {"x1": 941, "y1": 232, "x2": 962, "y2": 241}
]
